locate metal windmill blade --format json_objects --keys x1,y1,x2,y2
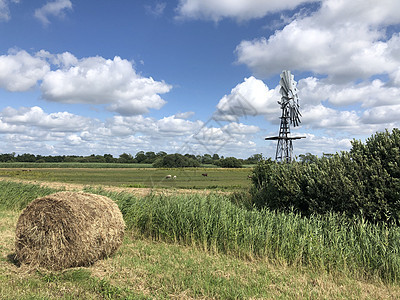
[{"x1": 279, "y1": 70, "x2": 301, "y2": 127}]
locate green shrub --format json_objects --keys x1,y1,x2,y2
[{"x1": 251, "y1": 129, "x2": 400, "y2": 223}]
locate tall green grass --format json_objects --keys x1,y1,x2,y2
[
  {"x1": 0, "y1": 181, "x2": 60, "y2": 210},
  {"x1": 86, "y1": 187, "x2": 400, "y2": 283},
  {"x1": 0, "y1": 181, "x2": 399, "y2": 283}
]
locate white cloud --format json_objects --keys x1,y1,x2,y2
[
  {"x1": 0, "y1": 105, "x2": 262, "y2": 157},
  {"x1": 0, "y1": 106, "x2": 91, "y2": 132},
  {"x1": 294, "y1": 133, "x2": 352, "y2": 156},
  {"x1": 214, "y1": 76, "x2": 280, "y2": 121},
  {"x1": 145, "y1": 2, "x2": 166, "y2": 17},
  {"x1": 298, "y1": 76, "x2": 400, "y2": 108},
  {"x1": 175, "y1": 111, "x2": 195, "y2": 119},
  {"x1": 0, "y1": 50, "x2": 49, "y2": 92},
  {"x1": 0, "y1": 0, "x2": 18, "y2": 22},
  {"x1": 301, "y1": 104, "x2": 360, "y2": 131},
  {"x1": 176, "y1": 0, "x2": 317, "y2": 22},
  {"x1": 0, "y1": 119, "x2": 24, "y2": 133},
  {"x1": 41, "y1": 54, "x2": 172, "y2": 115},
  {"x1": 235, "y1": 0, "x2": 400, "y2": 82},
  {"x1": 361, "y1": 105, "x2": 400, "y2": 125},
  {"x1": 157, "y1": 115, "x2": 203, "y2": 135},
  {"x1": 34, "y1": 0, "x2": 72, "y2": 25},
  {"x1": 0, "y1": 49, "x2": 172, "y2": 116},
  {"x1": 222, "y1": 122, "x2": 259, "y2": 135}
]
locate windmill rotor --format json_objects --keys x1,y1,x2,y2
[{"x1": 279, "y1": 70, "x2": 302, "y2": 127}]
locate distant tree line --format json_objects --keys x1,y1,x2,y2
[{"x1": 0, "y1": 152, "x2": 264, "y2": 168}]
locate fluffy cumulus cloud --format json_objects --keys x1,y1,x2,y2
[
  {"x1": 41, "y1": 54, "x2": 172, "y2": 115},
  {"x1": 298, "y1": 77, "x2": 400, "y2": 129},
  {"x1": 0, "y1": 104, "x2": 262, "y2": 157},
  {"x1": 226, "y1": 0, "x2": 400, "y2": 144},
  {"x1": 0, "y1": 50, "x2": 49, "y2": 92},
  {"x1": 214, "y1": 76, "x2": 280, "y2": 121},
  {"x1": 0, "y1": 106, "x2": 91, "y2": 132},
  {"x1": 236, "y1": 0, "x2": 400, "y2": 82},
  {"x1": 34, "y1": 0, "x2": 72, "y2": 25},
  {"x1": 0, "y1": 49, "x2": 172, "y2": 116},
  {"x1": 298, "y1": 77, "x2": 400, "y2": 108},
  {"x1": 176, "y1": 0, "x2": 316, "y2": 21}
]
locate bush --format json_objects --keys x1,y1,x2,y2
[
  {"x1": 251, "y1": 129, "x2": 400, "y2": 224},
  {"x1": 216, "y1": 157, "x2": 243, "y2": 168}
]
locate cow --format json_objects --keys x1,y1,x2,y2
[
  {"x1": 201, "y1": 173, "x2": 208, "y2": 177},
  {"x1": 173, "y1": 175, "x2": 177, "y2": 179},
  {"x1": 165, "y1": 175, "x2": 172, "y2": 179}
]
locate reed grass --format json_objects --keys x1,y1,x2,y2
[
  {"x1": 85, "y1": 187, "x2": 400, "y2": 283},
  {"x1": 0, "y1": 181, "x2": 399, "y2": 283},
  {"x1": 0, "y1": 181, "x2": 60, "y2": 210}
]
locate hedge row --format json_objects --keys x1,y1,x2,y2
[{"x1": 251, "y1": 128, "x2": 400, "y2": 224}]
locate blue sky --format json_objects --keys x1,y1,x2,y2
[{"x1": 1, "y1": 0, "x2": 400, "y2": 159}]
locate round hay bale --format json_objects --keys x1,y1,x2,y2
[{"x1": 15, "y1": 191, "x2": 125, "y2": 270}]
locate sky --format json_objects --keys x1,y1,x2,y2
[{"x1": 0, "y1": 0, "x2": 400, "y2": 159}]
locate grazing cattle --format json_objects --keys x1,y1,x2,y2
[
  {"x1": 173, "y1": 176, "x2": 176, "y2": 179},
  {"x1": 165, "y1": 175, "x2": 172, "y2": 179},
  {"x1": 201, "y1": 173, "x2": 208, "y2": 177},
  {"x1": 248, "y1": 175, "x2": 253, "y2": 179}
]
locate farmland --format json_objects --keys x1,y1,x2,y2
[
  {"x1": 0, "y1": 165, "x2": 253, "y2": 190},
  {"x1": 1, "y1": 176, "x2": 400, "y2": 299}
]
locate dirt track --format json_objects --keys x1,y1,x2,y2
[{"x1": 0, "y1": 177, "x2": 227, "y2": 196}]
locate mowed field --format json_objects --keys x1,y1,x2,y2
[{"x1": 0, "y1": 165, "x2": 253, "y2": 190}]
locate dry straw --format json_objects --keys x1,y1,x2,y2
[{"x1": 15, "y1": 191, "x2": 125, "y2": 270}]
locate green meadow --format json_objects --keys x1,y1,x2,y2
[
  {"x1": 0, "y1": 166, "x2": 253, "y2": 190},
  {"x1": 0, "y1": 180, "x2": 400, "y2": 299}
]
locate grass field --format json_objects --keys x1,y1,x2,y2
[
  {"x1": 3, "y1": 209, "x2": 399, "y2": 299},
  {"x1": 0, "y1": 166, "x2": 253, "y2": 190},
  {"x1": 1, "y1": 181, "x2": 400, "y2": 299},
  {"x1": 1, "y1": 172, "x2": 400, "y2": 298},
  {"x1": 0, "y1": 162, "x2": 155, "y2": 169}
]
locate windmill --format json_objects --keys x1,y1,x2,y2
[{"x1": 265, "y1": 70, "x2": 305, "y2": 162}]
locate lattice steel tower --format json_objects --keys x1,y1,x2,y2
[{"x1": 266, "y1": 70, "x2": 305, "y2": 162}]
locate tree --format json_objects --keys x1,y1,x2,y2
[
  {"x1": 0, "y1": 153, "x2": 15, "y2": 162},
  {"x1": 153, "y1": 153, "x2": 200, "y2": 168},
  {"x1": 298, "y1": 153, "x2": 318, "y2": 164},
  {"x1": 212, "y1": 154, "x2": 220, "y2": 161},
  {"x1": 119, "y1": 153, "x2": 134, "y2": 163},
  {"x1": 144, "y1": 151, "x2": 157, "y2": 163},
  {"x1": 201, "y1": 154, "x2": 213, "y2": 164},
  {"x1": 103, "y1": 154, "x2": 115, "y2": 163},
  {"x1": 245, "y1": 154, "x2": 263, "y2": 164},
  {"x1": 216, "y1": 157, "x2": 243, "y2": 168},
  {"x1": 134, "y1": 151, "x2": 146, "y2": 163}
]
